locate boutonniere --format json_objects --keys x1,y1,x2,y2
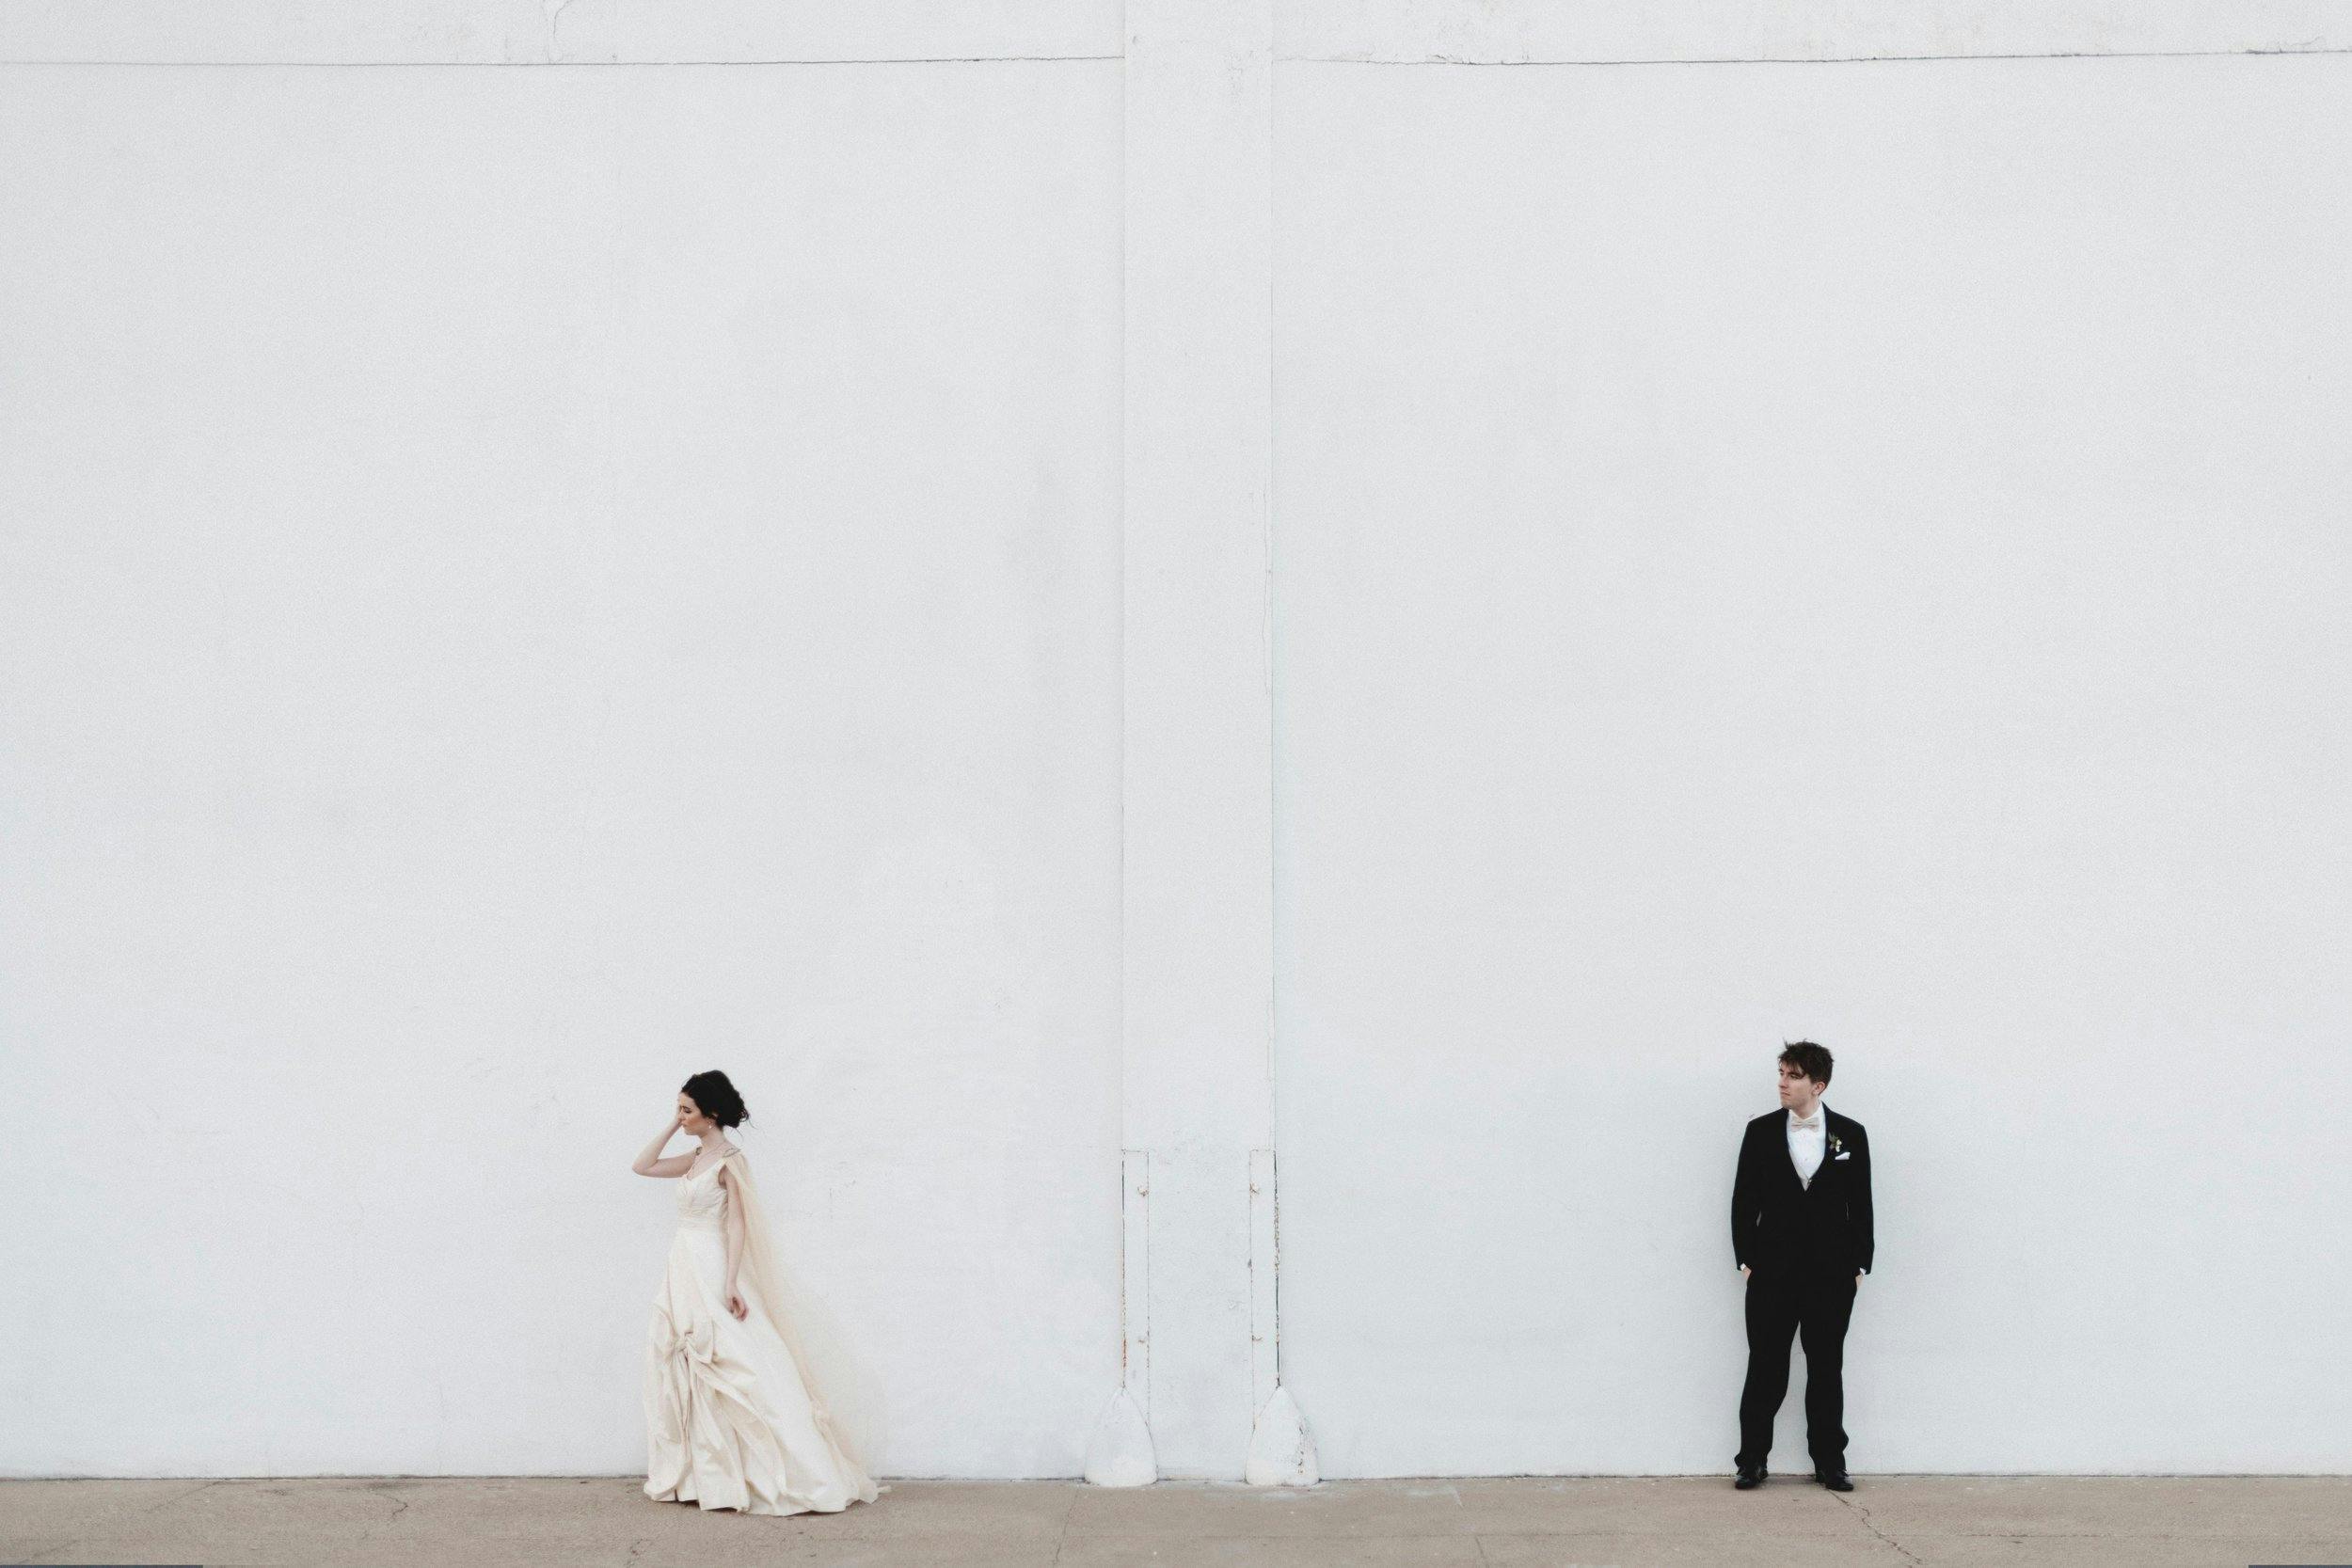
[{"x1": 1828, "y1": 1134, "x2": 1844, "y2": 1155}]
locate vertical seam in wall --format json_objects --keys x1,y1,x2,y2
[
  {"x1": 1263, "y1": 13, "x2": 1282, "y2": 1390},
  {"x1": 1113, "y1": 34, "x2": 1139, "y2": 1431}
]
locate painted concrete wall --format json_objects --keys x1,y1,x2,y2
[
  {"x1": 6, "y1": 0, "x2": 2351, "y2": 1481},
  {"x1": 0, "y1": 57, "x2": 1126, "y2": 1479},
  {"x1": 1274, "y1": 53, "x2": 2352, "y2": 1473}
]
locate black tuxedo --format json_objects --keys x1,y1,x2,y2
[
  {"x1": 1732, "y1": 1106, "x2": 1873, "y2": 1279},
  {"x1": 1731, "y1": 1105, "x2": 1873, "y2": 1474}
]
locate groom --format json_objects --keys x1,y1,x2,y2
[{"x1": 1730, "y1": 1040, "x2": 1872, "y2": 1492}]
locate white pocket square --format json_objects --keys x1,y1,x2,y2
[{"x1": 1834, "y1": 1151, "x2": 1851, "y2": 1161}]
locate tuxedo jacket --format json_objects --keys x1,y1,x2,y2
[{"x1": 1731, "y1": 1107, "x2": 1874, "y2": 1278}]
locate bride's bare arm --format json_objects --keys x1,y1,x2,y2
[
  {"x1": 631, "y1": 1113, "x2": 697, "y2": 1178},
  {"x1": 723, "y1": 1179, "x2": 745, "y2": 1305}
]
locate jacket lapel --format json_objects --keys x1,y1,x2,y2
[{"x1": 1812, "y1": 1113, "x2": 1843, "y2": 1189}]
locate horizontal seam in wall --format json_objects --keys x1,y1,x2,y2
[
  {"x1": 6, "y1": 46, "x2": 2345, "y2": 68},
  {"x1": 1279, "y1": 45, "x2": 2352, "y2": 66},
  {"x1": 0, "y1": 55, "x2": 1121, "y2": 68}
]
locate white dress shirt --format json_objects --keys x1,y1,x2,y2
[{"x1": 1788, "y1": 1101, "x2": 1828, "y2": 1188}]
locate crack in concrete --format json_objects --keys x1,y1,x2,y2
[
  {"x1": 1048, "y1": 1481, "x2": 1079, "y2": 1567},
  {"x1": 1835, "y1": 1491, "x2": 1924, "y2": 1567},
  {"x1": 540, "y1": 0, "x2": 577, "y2": 65},
  {"x1": 355, "y1": 1487, "x2": 409, "y2": 1546},
  {"x1": 145, "y1": 1479, "x2": 227, "y2": 1513}
]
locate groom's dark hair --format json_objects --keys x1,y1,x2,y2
[{"x1": 1779, "y1": 1039, "x2": 1834, "y2": 1085}]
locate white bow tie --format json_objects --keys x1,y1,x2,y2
[{"x1": 1791, "y1": 1116, "x2": 1822, "y2": 1128}]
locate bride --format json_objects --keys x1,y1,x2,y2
[{"x1": 634, "y1": 1070, "x2": 879, "y2": 1515}]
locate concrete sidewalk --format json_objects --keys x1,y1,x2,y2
[{"x1": 4, "y1": 1476, "x2": 2349, "y2": 1567}]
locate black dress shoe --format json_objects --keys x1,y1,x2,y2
[
  {"x1": 1734, "y1": 1465, "x2": 1767, "y2": 1489},
  {"x1": 1813, "y1": 1468, "x2": 1854, "y2": 1491}
]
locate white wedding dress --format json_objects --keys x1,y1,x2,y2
[{"x1": 643, "y1": 1147, "x2": 879, "y2": 1514}]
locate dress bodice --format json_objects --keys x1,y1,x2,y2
[{"x1": 675, "y1": 1161, "x2": 730, "y2": 1230}]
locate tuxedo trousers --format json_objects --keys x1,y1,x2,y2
[{"x1": 1736, "y1": 1265, "x2": 1857, "y2": 1473}]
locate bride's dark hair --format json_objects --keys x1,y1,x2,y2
[{"x1": 680, "y1": 1070, "x2": 752, "y2": 1132}]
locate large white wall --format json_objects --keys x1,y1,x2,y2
[
  {"x1": 1274, "y1": 53, "x2": 2352, "y2": 1473},
  {"x1": 0, "y1": 55, "x2": 1125, "y2": 1479},
  {"x1": 6, "y1": 0, "x2": 2351, "y2": 1482}
]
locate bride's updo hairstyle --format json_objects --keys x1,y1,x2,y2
[{"x1": 681, "y1": 1070, "x2": 752, "y2": 1132}]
